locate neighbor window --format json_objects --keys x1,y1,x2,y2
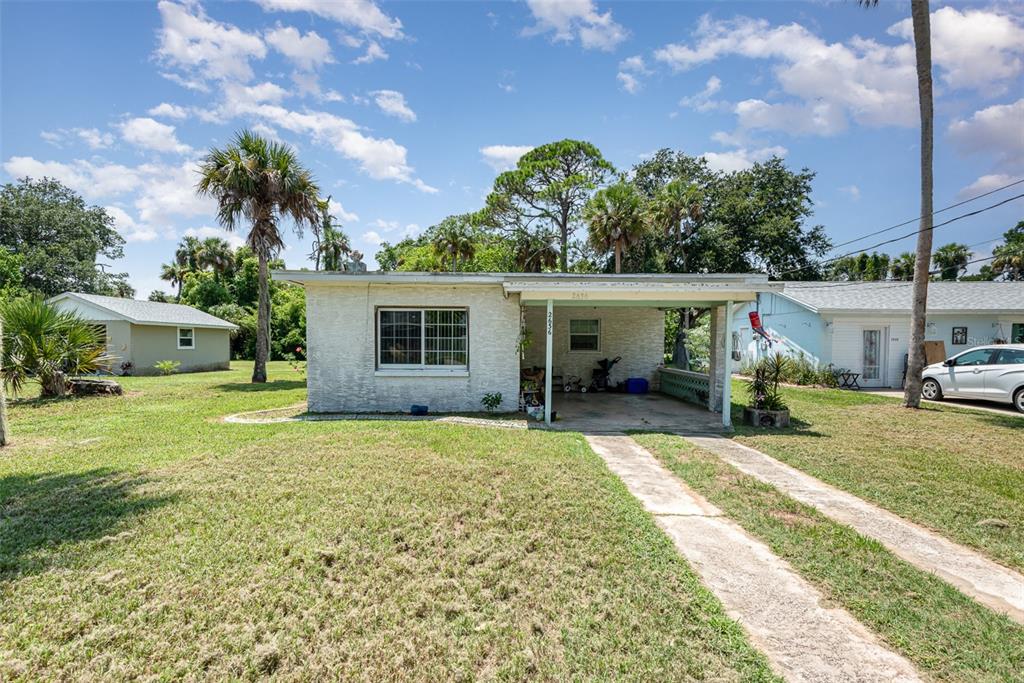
[
  {"x1": 177, "y1": 327, "x2": 195, "y2": 350},
  {"x1": 569, "y1": 319, "x2": 600, "y2": 351},
  {"x1": 378, "y1": 308, "x2": 468, "y2": 368}
]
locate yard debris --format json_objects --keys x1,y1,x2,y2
[
  {"x1": 976, "y1": 518, "x2": 1011, "y2": 529},
  {"x1": 69, "y1": 379, "x2": 123, "y2": 396}
]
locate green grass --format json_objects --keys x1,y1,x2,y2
[
  {"x1": 634, "y1": 433, "x2": 1024, "y2": 683},
  {"x1": 1, "y1": 363, "x2": 778, "y2": 681},
  {"x1": 729, "y1": 379, "x2": 1024, "y2": 571}
]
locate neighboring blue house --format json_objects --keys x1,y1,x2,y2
[{"x1": 733, "y1": 281, "x2": 1024, "y2": 388}]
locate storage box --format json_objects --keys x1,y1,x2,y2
[{"x1": 625, "y1": 378, "x2": 649, "y2": 394}]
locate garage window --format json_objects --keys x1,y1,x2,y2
[
  {"x1": 569, "y1": 319, "x2": 600, "y2": 351},
  {"x1": 177, "y1": 327, "x2": 195, "y2": 350}
]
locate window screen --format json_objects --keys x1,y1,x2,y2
[
  {"x1": 425, "y1": 309, "x2": 468, "y2": 366},
  {"x1": 569, "y1": 319, "x2": 600, "y2": 351},
  {"x1": 379, "y1": 309, "x2": 467, "y2": 368},
  {"x1": 379, "y1": 310, "x2": 423, "y2": 365},
  {"x1": 178, "y1": 328, "x2": 194, "y2": 349}
]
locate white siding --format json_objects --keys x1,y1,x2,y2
[
  {"x1": 828, "y1": 316, "x2": 908, "y2": 388},
  {"x1": 521, "y1": 306, "x2": 665, "y2": 389},
  {"x1": 305, "y1": 283, "x2": 521, "y2": 413}
]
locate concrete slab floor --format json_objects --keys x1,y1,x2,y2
[
  {"x1": 532, "y1": 391, "x2": 726, "y2": 434},
  {"x1": 586, "y1": 434, "x2": 922, "y2": 683},
  {"x1": 687, "y1": 435, "x2": 1024, "y2": 626}
]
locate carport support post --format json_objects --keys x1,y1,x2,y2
[
  {"x1": 544, "y1": 299, "x2": 553, "y2": 425},
  {"x1": 722, "y1": 301, "x2": 734, "y2": 428}
]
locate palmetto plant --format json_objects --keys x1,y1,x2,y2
[
  {"x1": 159, "y1": 261, "x2": 188, "y2": 298},
  {"x1": 584, "y1": 181, "x2": 647, "y2": 273},
  {"x1": 931, "y1": 243, "x2": 971, "y2": 281},
  {"x1": 646, "y1": 178, "x2": 703, "y2": 246},
  {"x1": 199, "y1": 237, "x2": 236, "y2": 280},
  {"x1": 197, "y1": 130, "x2": 321, "y2": 383},
  {"x1": 175, "y1": 235, "x2": 204, "y2": 272},
  {"x1": 1, "y1": 297, "x2": 113, "y2": 397},
  {"x1": 431, "y1": 215, "x2": 477, "y2": 272},
  {"x1": 512, "y1": 230, "x2": 559, "y2": 272},
  {"x1": 890, "y1": 251, "x2": 916, "y2": 281}
]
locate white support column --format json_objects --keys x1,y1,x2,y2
[
  {"x1": 544, "y1": 299, "x2": 553, "y2": 425},
  {"x1": 723, "y1": 300, "x2": 734, "y2": 428}
]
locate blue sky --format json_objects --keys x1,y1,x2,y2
[{"x1": 2, "y1": 0, "x2": 1022, "y2": 297}]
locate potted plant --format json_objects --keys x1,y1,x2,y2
[{"x1": 744, "y1": 353, "x2": 790, "y2": 428}]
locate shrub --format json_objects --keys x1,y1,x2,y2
[
  {"x1": 741, "y1": 351, "x2": 838, "y2": 388},
  {"x1": 1, "y1": 296, "x2": 112, "y2": 397},
  {"x1": 746, "y1": 353, "x2": 788, "y2": 411},
  {"x1": 154, "y1": 360, "x2": 181, "y2": 376},
  {"x1": 481, "y1": 392, "x2": 503, "y2": 412}
]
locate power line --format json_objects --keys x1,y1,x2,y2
[{"x1": 826, "y1": 176, "x2": 1024, "y2": 252}]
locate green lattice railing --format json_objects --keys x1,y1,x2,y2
[{"x1": 658, "y1": 367, "x2": 710, "y2": 408}]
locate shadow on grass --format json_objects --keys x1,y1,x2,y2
[
  {"x1": 0, "y1": 469, "x2": 175, "y2": 581},
  {"x1": 213, "y1": 380, "x2": 307, "y2": 393}
]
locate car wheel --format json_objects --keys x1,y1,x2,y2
[
  {"x1": 921, "y1": 378, "x2": 943, "y2": 401},
  {"x1": 1014, "y1": 388, "x2": 1024, "y2": 414}
]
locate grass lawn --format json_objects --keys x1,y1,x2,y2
[
  {"x1": 1, "y1": 363, "x2": 777, "y2": 681},
  {"x1": 728, "y1": 379, "x2": 1024, "y2": 572},
  {"x1": 635, "y1": 434, "x2": 1024, "y2": 683}
]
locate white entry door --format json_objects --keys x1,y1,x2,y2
[{"x1": 861, "y1": 328, "x2": 886, "y2": 387}]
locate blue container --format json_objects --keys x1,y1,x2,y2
[
  {"x1": 410, "y1": 404, "x2": 429, "y2": 415},
  {"x1": 625, "y1": 378, "x2": 649, "y2": 394}
]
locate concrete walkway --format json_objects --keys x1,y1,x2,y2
[
  {"x1": 687, "y1": 436, "x2": 1024, "y2": 625},
  {"x1": 586, "y1": 434, "x2": 922, "y2": 683}
]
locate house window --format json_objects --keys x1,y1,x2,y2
[
  {"x1": 177, "y1": 327, "x2": 195, "y2": 350},
  {"x1": 1013, "y1": 323, "x2": 1024, "y2": 344},
  {"x1": 378, "y1": 308, "x2": 468, "y2": 368},
  {"x1": 569, "y1": 319, "x2": 600, "y2": 351}
]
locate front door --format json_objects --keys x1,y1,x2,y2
[{"x1": 861, "y1": 328, "x2": 885, "y2": 387}]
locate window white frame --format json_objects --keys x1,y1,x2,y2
[
  {"x1": 376, "y1": 307, "x2": 469, "y2": 370},
  {"x1": 568, "y1": 318, "x2": 601, "y2": 352},
  {"x1": 177, "y1": 327, "x2": 195, "y2": 350}
]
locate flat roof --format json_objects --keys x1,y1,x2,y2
[{"x1": 273, "y1": 270, "x2": 777, "y2": 286}]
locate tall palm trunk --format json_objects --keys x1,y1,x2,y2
[
  {"x1": 0, "y1": 318, "x2": 9, "y2": 447},
  {"x1": 254, "y1": 249, "x2": 271, "y2": 383},
  {"x1": 903, "y1": 0, "x2": 933, "y2": 409},
  {"x1": 614, "y1": 241, "x2": 622, "y2": 273}
]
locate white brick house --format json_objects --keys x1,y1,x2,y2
[{"x1": 274, "y1": 271, "x2": 780, "y2": 427}]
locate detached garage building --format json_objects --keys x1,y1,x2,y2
[{"x1": 48, "y1": 292, "x2": 237, "y2": 375}]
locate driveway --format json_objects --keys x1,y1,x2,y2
[{"x1": 865, "y1": 390, "x2": 1022, "y2": 418}]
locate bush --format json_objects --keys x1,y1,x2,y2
[
  {"x1": 1, "y1": 296, "x2": 112, "y2": 397},
  {"x1": 481, "y1": 392, "x2": 502, "y2": 412},
  {"x1": 746, "y1": 353, "x2": 788, "y2": 411},
  {"x1": 741, "y1": 351, "x2": 838, "y2": 388},
  {"x1": 154, "y1": 360, "x2": 181, "y2": 375}
]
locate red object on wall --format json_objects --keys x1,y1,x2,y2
[{"x1": 748, "y1": 311, "x2": 762, "y2": 329}]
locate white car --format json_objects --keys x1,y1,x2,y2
[{"x1": 921, "y1": 344, "x2": 1024, "y2": 413}]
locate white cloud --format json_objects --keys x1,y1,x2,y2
[
  {"x1": 679, "y1": 75, "x2": 724, "y2": 112},
  {"x1": 524, "y1": 0, "x2": 627, "y2": 51},
  {"x1": 370, "y1": 89, "x2": 416, "y2": 122},
  {"x1": 106, "y1": 206, "x2": 159, "y2": 242},
  {"x1": 39, "y1": 127, "x2": 115, "y2": 150},
  {"x1": 839, "y1": 184, "x2": 861, "y2": 200},
  {"x1": 480, "y1": 144, "x2": 534, "y2": 171},
  {"x1": 353, "y1": 40, "x2": 388, "y2": 64},
  {"x1": 184, "y1": 225, "x2": 247, "y2": 248},
  {"x1": 371, "y1": 218, "x2": 399, "y2": 231},
  {"x1": 328, "y1": 198, "x2": 359, "y2": 223},
  {"x1": 361, "y1": 230, "x2": 384, "y2": 245},
  {"x1": 147, "y1": 102, "x2": 190, "y2": 119},
  {"x1": 701, "y1": 145, "x2": 787, "y2": 173},
  {"x1": 888, "y1": 7, "x2": 1024, "y2": 93},
  {"x1": 155, "y1": 1, "x2": 267, "y2": 85},
  {"x1": 119, "y1": 117, "x2": 192, "y2": 154},
  {"x1": 265, "y1": 25, "x2": 334, "y2": 70},
  {"x1": 134, "y1": 160, "x2": 215, "y2": 225},
  {"x1": 254, "y1": 0, "x2": 403, "y2": 39},
  {"x1": 3, "y1": 156, "x2": 143, "y2": 197},
  {"x1": 654, "y1": 14, "x2": 917, "y2": 135},
  {"x1": 948, "y1": 98, "x2": 1024, "y2": 168},
  {"x1": 616, "y1": 55, "x2": 649, "y2": 94},
  {"x1": 290, "y1": 71, "x2": 343, "y2": 100},
  {"x1": 956, "y1": 173, "x2": 1023, "y2": 201},
  {"x1": 400, "y1": 223, "x2": 420, "y2": 239}
]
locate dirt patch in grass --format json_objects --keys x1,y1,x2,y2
[{"x1": 636, "y1": 433, "x2": 1024, "y2": 683}]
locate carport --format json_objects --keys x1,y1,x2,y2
[{"x1": 504, "y1": 274, "x2": 782, "y2": 428}]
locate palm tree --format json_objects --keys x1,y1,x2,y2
[
  {"x1": 199, "y1": 237, "x2": 236, "y2": 280},
  {"x1": 311, "y1": 199, "x2": 352, "y2": 271},
  {"x1": 931, "y1": 243, "x2": 970, "y2": 281},
  {"x1": 0, "y1": 316, "x2": 9, "y2": 447},
  {"x1": 512, "y1": 230, "x2": 559, "y2": 272},
  {"x1": 584, "y1": 181, "x2": 647, "y2": 274},
  {"x1": 992, "y1": 221, "x2": 1024, "y2": 281},
  {"x1": 861, "y1": 0, "x2": 933, "y2": 408},
  {"x1": 890, "y1": 251, "x2": 916, "y2": 281},
  {"x1": 646, "y1": 178, "x2": 703, "y2": 251},
  {"x1": 431, "y1": 215, "x2": 476, "y2": 272},
  {"x1": 197, "y1": 130, "x2": 321, "y2": 383},
  {"x1": 175, "y1": 236, "x2": 204, "y2": 272},
  {"x1": 160, "y1": 262, "x2": 188, "y2": 299}
]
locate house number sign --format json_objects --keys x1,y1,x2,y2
[
  {"x1": 571, "y1": 291, "x2": 588, "y2": 300},
  {"x1": 546, "y1": 310, "x2": 553, "y2": 335}
]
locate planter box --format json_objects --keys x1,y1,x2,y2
[{"x1": 744, "y1": 407, "x2": 790, "y2": 428}]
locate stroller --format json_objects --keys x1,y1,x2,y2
[{"x1": 590, "y1": 356, "x2": 622, "y2": 391}]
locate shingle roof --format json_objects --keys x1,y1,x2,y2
[
  {"x1": 779, "y1": 281, "x2": 1024, "y2": 314},
  {"x1": 48, "y1": 292, "x2": 238, "y2": 329}
]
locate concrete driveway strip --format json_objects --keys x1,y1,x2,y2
[
  {"x1": 585, "y1": 434, "x2": 922, "y2": 683},
  {"x1": 687, "y1": 435, "x2": 1024, "y2": 625}
]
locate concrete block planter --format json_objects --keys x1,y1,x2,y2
[{"x1": 744, "y1": 407, "x2": 790, "y2": 428}]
